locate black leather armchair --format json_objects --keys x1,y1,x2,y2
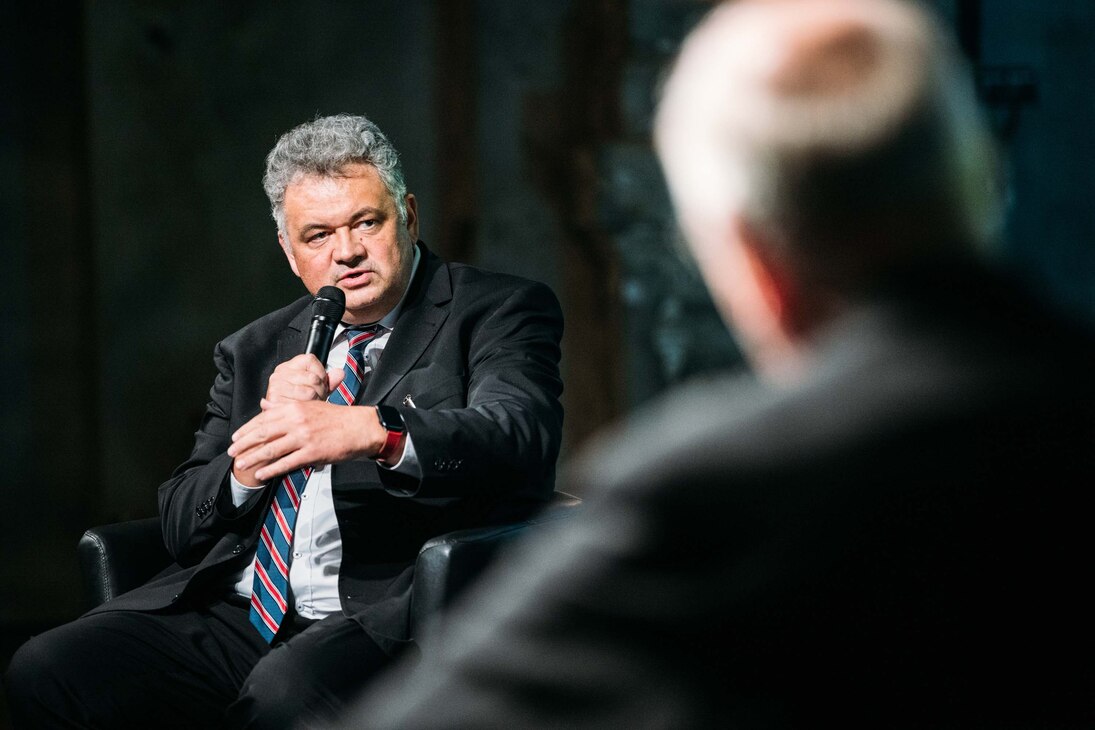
[{"x1": 77, "y1": 492, "x2": 581, "y2": 638}]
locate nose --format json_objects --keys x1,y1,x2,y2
[{"x1": 332, "y1": 226, "x2": 364, "y2": 265}]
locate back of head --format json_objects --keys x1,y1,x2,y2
[
  {"x1": 656, "y1": 0, "x2": 1001, "y2": 289},
  {"x1": 263, "y1": 113, "x2": 408, "y2": 234}
]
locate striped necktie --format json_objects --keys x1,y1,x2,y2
[{"x1": 249, "y1": 325, "x2": 382, "y2": 642}]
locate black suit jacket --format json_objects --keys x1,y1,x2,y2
[
  {"x1": 344, "y1": 259, "x2": 1095, "y2": 727},
  {"x1": 92, "y1": 243, "x2": 564, "y2": 649}
]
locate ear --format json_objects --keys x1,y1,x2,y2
[
  {"x1": 278, "y1": 231, "x2": 301, "y2": 278},
  {"x1": 733, "y1": 218, "x2": 806, "y2": 338},
  {"x1": 403, "y1": 193, "x2": 419, "y2": 241}
]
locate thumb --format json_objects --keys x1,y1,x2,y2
[{"x1": 327, "y1": 368, "x2": 346, "y2": 393}]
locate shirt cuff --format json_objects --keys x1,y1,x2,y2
[{"x1": 378, "y1": 433, "x2": 423, "y2": 479}]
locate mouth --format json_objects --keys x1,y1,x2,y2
[{"x1": 338, "y1": 269, "x2": 374, "y2": 288}]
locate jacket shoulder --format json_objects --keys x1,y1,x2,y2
[
  {"x1": 445, "y1": 261, "x2": 559, "y2": 305},
  {"x1": 218, "y1": 294, "x2": 311, "y2": 351}
]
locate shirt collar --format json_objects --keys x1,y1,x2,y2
[{"x1": 378, "y1": 243, "x2": 421, "y2": 330}]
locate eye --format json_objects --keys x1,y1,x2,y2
[
  {"x1": 305, "y1": 230, "x2": 330, "y2": 245},
  {"x1": 356, "y1": 219, "x2": 378, "y2": 231}
]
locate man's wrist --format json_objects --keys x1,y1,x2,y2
[
  {"x1": 228, "y1": 468, "x2": 268, "y2": 508},
  {"x1": 377, "y1": 432, "x2": 407, "y2": 464},
  {"x1": 374, "y1": 405, "x2": 406, "y2": 462},
  {"x1": 231, "y1": 463, "x2": 265, "y2": 488}
]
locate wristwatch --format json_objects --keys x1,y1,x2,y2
[{"x1": 374, "y1": 405, "x2": 406, "y2": 462}]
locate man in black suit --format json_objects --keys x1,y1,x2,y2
[
  {"x1": 335, "y1": 1, "x2": 1095, "y2": 727},
  {"x1": 5, "y1": 114, "x2": 563, "y2": 728}
]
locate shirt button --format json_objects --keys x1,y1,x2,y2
[
  {"x1": 293, "y1": 552, "x2": 302, "y2": 559},
  {"x1": 302, "y1": 493, "x2": 309, "y2": 499},
  {"x1": 296, "y1": 604, "x2": 304, "y2": 611}
]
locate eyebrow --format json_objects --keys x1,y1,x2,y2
[{"x1": 297, "y1": 207, "x2": 386, "y2": 237}]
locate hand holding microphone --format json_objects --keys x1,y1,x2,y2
[
  {"x1": 231, "y1": 287, "x2": 347, "y2": 485},
  {"x1": 230, "y1": 285, "x2": 396, "y2": 482},
  {"x1": 261, "y1": 287, "x2": 347, "y2": 409}
]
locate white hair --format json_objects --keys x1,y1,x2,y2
[
  {"x1": 263, "y1": 114, "x2": 408, "y2": 234},
  {"x1": 656, "y1": 0, "x2": 1002, "y2": 286}
]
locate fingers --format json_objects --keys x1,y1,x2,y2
[
  {"x1": 228, "y1": 400, "x2": 371, "y2": 481},
  {"x1": 253, "y1": 453, "x2": 309, "y2": 483},
  {"x1": 229, "y1": 402, "x2": 325, "y2": 479},
  {"x1": 230, "y1": 422, "x2": 305, "y2": 480},
  {"x1": 283, "y1": 353, "x2": 329, "y2": 379},
  {"x1": 265, "y1": 354, "x2": 333, "y2": 405},
  {"x1": 227, "y1": 420, "x2": 277, "y2": 466},
  {"x1": 228, "y1": 412, "x2": 267, "y2": 454},
  {"x1": 229, "y1": 408, "x2": 291, "y2": 463},
  {"x1": 239, "y1": 444, "x2": 312, "y2": 483}
]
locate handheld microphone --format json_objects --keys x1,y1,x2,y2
[{"x1": 304, "y1": 286, "x2": 346, "y2": 363}]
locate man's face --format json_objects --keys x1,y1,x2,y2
[{"x1": 279, "y1": 162, "x2": 418, "y2": 325}]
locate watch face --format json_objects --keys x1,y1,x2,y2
[{"x1": 375, "y1": 404, "x2": 405, "y2": 432}]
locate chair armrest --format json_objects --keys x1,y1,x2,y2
[
  {"x1": 410, "y1": 491, "x2": 582, "y2": 636},
  {"x1": 77, "y1": 492, "x2": 584, "y2": 624},
  {"x1": 78, "y1": 516, "x2": 172, "y2": 610}
]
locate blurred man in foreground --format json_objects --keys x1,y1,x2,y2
[{"x1": 337, "y1": 0, "x2": 1095, "y2": 726}]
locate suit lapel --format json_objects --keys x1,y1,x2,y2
[
  {"x1": 363, "y1": 245, "x2": 453, "y2": 405},
  {"x1": 278, "y1": 304, "x2": 311, "y2": 364}
]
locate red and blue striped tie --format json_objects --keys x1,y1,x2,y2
[{"x1": 249, "y1": 325, "x2": 381, "y2": 642}]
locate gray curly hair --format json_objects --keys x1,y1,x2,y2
[{"x1": 263, "y1": 114, "x2": 409, "y2": 234}]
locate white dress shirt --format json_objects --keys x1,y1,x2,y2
[{"x1": 229, "y1": 247, "x2": 421, "y2": 619}]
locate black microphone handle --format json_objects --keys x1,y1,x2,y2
[{"x1": 304, "y1": 316, "x2": 340, "y2": 363}]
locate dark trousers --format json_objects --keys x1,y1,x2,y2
[{"x1": 4, "y1": 596, "x2": 398, "y2": 729}]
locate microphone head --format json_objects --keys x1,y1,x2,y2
[{"x1": 313, "y1": 286, "x2": 346, "y2": 321}]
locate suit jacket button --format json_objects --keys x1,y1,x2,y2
[{"x1": 231, "y1": 544, "x2": 245, "y2": 554}]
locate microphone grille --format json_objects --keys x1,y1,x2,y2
[{"x1": 312, "y1": 286, "x2": 346, "y2": 320}]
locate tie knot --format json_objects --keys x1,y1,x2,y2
[{"x1": 345, "y1": 324, "x2": 383, "y2": 352}]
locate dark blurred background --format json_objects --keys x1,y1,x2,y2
[{"x1": 2, "y1": 0, "x2": 1092, "y2": 723}]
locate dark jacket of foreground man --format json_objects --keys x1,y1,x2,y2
[{"x1": 344, "y1": 258, "x2": 1095, "y2": 728}]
